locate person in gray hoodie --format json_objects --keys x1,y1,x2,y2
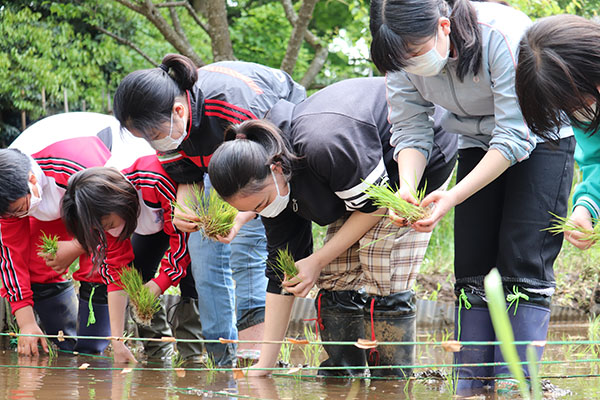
[{"x1": 370, "y1": 0, "x2": 574, "y2": 393}]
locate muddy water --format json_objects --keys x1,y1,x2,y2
[{"x1": 0, "y1": 323, "x2": 598, "y2": 399}]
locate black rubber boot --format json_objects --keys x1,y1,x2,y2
[
  {"x1": 364, "y1": 290, "x2": 416, "y2": 378},
  {"x1": 32, "y1": 282, "x2": 78, "y2": 351},
  {"x1": 316, "y1": 289, "x2": 367, "y2": 377},
  {"x1": 137, "y1": 298, "x2": 175, "y2": 359},
  {"x1": 168, "y1": 297, "x2": 204, "y2": 361}
]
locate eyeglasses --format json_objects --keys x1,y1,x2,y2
[{"x1": 2, "y1": 194, "x2": 30, "y2": 219}]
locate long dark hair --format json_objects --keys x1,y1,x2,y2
[
  {"x1": 113, "y1": 54, "x2": 198, "y2": 140},
  {"x1": 62, "y1": 167, "x2": 139, "y2": 269},
  {"x1": 516, "y1": 15, "x2": 600, "y2": 140},
  {"x1": 208, "y1": 120, "x2": 300, "y2": 200},
  {"x1": 370, "y1": 0, "x2": 482, "y2": 81},
  {"x1": 0, "y1": 149, "x2": 31, "y2": 215}
]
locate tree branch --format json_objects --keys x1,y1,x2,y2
[
  {"x1": 114, "y1": 0, "x2": 205, "y2": 66},
  {"x1": 205, "y1": 0, "x2": 235, "y2": 61},
  {"x1": 94, "y1": 25, "x2": 159, "y2": 66},
  {"x1": 280, "y1": 0, "x2": 319, "y2": 74},
  {"x1": 300, "y1": 45, "x2": 328, "y2": 88},
  {"x1": 154, "y1": 0, "x2": 209, "y2": 33},
  {"x1": 154, "y1": 1, "x2": 188, "y2": 7}
]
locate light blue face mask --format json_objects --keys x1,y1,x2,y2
[
  {"x1": 258, "y1": 167, "x2": 290, "y2": 218},
  {"x1": 150, "y1": 112, "x2": 186, "y2": 152}
]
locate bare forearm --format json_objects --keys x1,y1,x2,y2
[{"x1": 397, "y1": 148, "x2": 428, "y2": 192}]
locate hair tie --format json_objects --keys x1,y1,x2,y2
[
  {"x1": 158, "y1": 64, "x2": 169, "y2": 73},
  {"x1": 235, "y1": 133, "x2": 247, "y2": 140}
]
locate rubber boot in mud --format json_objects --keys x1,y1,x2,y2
[
  {"x1": 364, "y1": 290, "x2": 416, "y2": 378},
  {"x1": 315, "y1": 289, "x2": 367, "y2": 377}
]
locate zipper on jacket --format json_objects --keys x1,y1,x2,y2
[{"x1": 445, "y1": 65, "x2": 472, "y2": 117}]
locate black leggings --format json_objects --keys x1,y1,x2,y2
[
  {"x1": 454, "y1": 138, "x2": 575, "y2": 290},
  {"x1": 131, "y1": 231, "x2": 197, "y2": 299}
]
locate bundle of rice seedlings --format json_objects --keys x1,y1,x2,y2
[
  {"x1": 363, "y1": 182, "x2": 429, "y2": 224},
  {"x1": 271, "y1": 247, "x2": 299, "y2": 280},
  {"x1": 173, "y1": 184, "x2": 237, "y2": 240},
  {"x1": 38, "y1": 231, "x2": 59, "y2": 258},
  {"x1": 544, "y1": 212, "x2": 600, "y2": 243},
  {"x1": 117, "y1": 266, "x2": 161, "y2": 326}
]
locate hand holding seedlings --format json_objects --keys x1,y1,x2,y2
[
  {"x1": 37, "y1": 231, "x2": 59, "y2": 261},
  {"x1": 364, "y1": 182, "x2": 430, "y2": 226},
  {"x1": 117, "y1": 266, "x2": 161, "y2": 326},
  {"x1": 545, "y1": 207, "x2": 599, "y2": 250},
  {"x1": 173, "y1": 185, "x2": 237, "y2": 241}
]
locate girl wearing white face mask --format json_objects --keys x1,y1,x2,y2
[
  {"x1": 371, "y1": 0, "x2": 575, "y2": 393},
  {"x1": 208, "y1": 78, "x2": 458, "y2": 377},
  {"x1": 113, "y1": 53, "x2": 307, "y2": 366}
]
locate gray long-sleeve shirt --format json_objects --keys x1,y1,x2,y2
[{"x1": 385, "y1": 2, "x2": 572, "y2": 166}]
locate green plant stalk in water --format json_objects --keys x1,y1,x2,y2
[
  {"x1": 38, "y1": 231, "x2": 59, "y2": 257},
  {"x1": 117, "y1": 266, "x2": 161, "y2": 326},
  {"x1": 173, "y1": 184, "x2": 237, "y2": 240},
  {"x1": 484, "y1": 268, "x2": 530, "y2": 399}
]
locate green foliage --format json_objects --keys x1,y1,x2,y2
[
  {"x1": 37, "y1": 231, "x2": 59, "y2": 257},
  {"x1": 363, "y1": 181, "x2": 429, "y2": 224},
  {"x1": 271, "y1": 247, "x2": 299, "y2": 280},
  {"x1": 173, "y1": 185, "x2": 237, "y2": 241},
  {"x1": 117, "y1": 266, "x2": 161, "y2": 326}
]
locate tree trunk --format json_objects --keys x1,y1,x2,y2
[
  {"x1": 205, "y1": 0, "x2": 235, "y2": 61},
  {"x1": 280, "y1": 0, "x2": 319, "y2": 74}
]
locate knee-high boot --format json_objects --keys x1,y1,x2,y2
[
  {"x1": 454, "y1": 290, "x2": 495, "y2": 394},
  {"x1": 315, "y1": 289, "x2": 367, "y2": 377},
  {"x1": 364, "y1": 290, "x2": 416, "y2": 378},
  {"x1": 494, "y1": 289, "x2": 551, "y2": 380}
]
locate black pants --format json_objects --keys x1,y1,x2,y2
[
  {"x1": 131, "y1": 231, "x2": 197, "y2": 299},
  {"x1": 454, "y1": 138, "x2": 575, "y2": 290}
]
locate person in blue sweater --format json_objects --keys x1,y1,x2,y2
[
  {"x1": 370, "y1": 0, "x2": 575, "y2": 393},
  {"x1": 516, "y1": 14, "x2": 600, "y2": 250}
]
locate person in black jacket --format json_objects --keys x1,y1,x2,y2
[
  {"x1": 208, "y1": 78, "x2": 457, "y2": 377},
  {"x1": 113, "y1": 54, "x2": 306, "y2": 365}
]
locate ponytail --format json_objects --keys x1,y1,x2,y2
[
  {"x1": 370, "y1": 0, "x2": 482, "y2": 81},
  {"x1": 113, "y1": 53, "x2": 198, "y2": 140},
  {"x1": 209, "y1": 120, "x2": 300, "y2": 200}
]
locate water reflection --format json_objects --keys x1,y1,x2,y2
[{"x1": 0, "y1": 323, "x2": 597, "y2": 399}]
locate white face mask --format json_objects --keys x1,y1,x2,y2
[
  {"x1": 572, "y1": 102, "x2": 597, "y2": 123},
  {"x1": 404, "y1": 29, "x2": 450, "y2": 77},
  {"x1": 258, "y1": 168, "x2": 290, "y2": 218},
  {"x1": 107, "y1": 223, "x2": 125, "y2": 238},
  {"x1": 27, "y1": 181, "x2": 43, "y2": 216},
  {"x1": 150, "y1": 112, "x2": 186, "y2": 152}
]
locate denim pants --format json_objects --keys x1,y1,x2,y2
[{"x1": 189, "y1": 176, "x2": 268, "y2": 355}]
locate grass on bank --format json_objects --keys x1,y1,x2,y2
[
  {"x1": 173, "y1": 184, "x2": 237, "y2": 240},
  {"x1": 117, "y1": 266, "x2": 161, "y2": 326}
]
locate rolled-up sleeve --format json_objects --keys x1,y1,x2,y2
[
  {"x1": 385, "y1": 71, "x2": 436, "y2": 161},
  {"x1": 486, "y1": 26, "x2": 536, "y2": 165}
]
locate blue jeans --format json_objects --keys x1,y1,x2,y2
[{"x1": 189, "y1": 176, "x2": 268, "y2": 363}]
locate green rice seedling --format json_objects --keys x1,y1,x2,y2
[
  {"x1": 300, "y1": 325, "x2": 322, "y2": 368},
  {"x1": 117, "y1": 266, "x2": 161, "y2": 326},
  {"x1": 173, "y1": 184, "x2": 237, "y2": 240},
  {"x1": 363, "y1": 181, "x2": 429, "y2": 224},
  {"x1": 279, "y1": 341, "x2": 293, "y2": 366},
  {"x1": 544, "y1": 212, "x2": 600, "y2": 243},
  {"x1": 484, "y1": 268, "x2": 530, "y2": 400},
  {"x1": 38, "y1": 231, "x2": 59, "y2": 258},
  {"x1": 526, "y1": 345, "x2": 542, "y2": 400},
  {"x1": 46, "y1": 339, "x2": 57, "y2": 362},
  {"x1": 271, "y1": 247, "x2": 299, "y2": 280}
]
